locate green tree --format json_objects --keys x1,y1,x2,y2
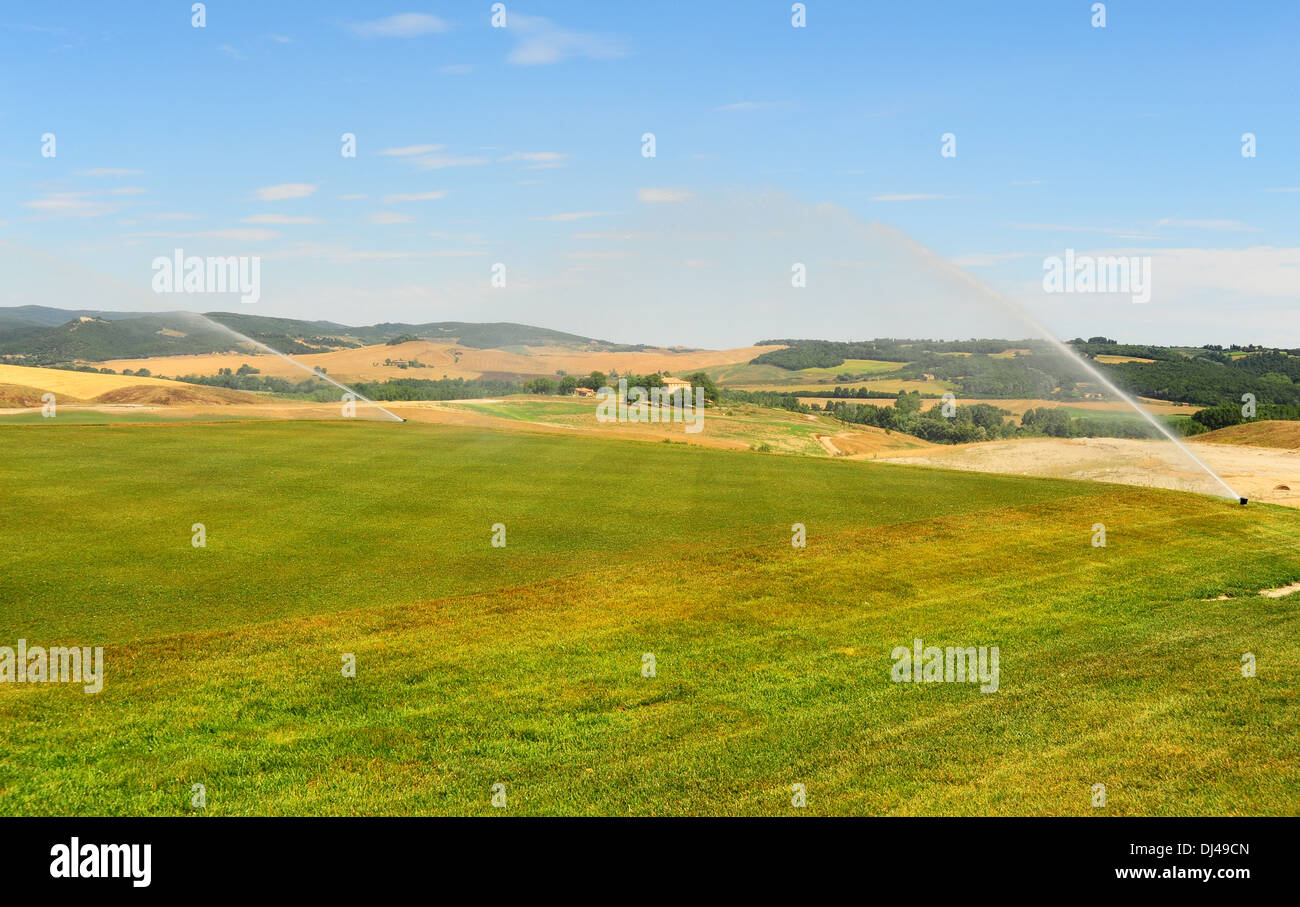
[{"x1": 685, "y1": 371, "x2": 718, "y2": 403}]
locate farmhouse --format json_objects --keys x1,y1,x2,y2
[{"x1": 660, "y1": 376, "x2": 692, "y2": 391}]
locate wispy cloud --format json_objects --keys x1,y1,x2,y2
[
  {"x1": 382, "y1": 191, "x2": 448, "y2": 203},
  {"x1": 202, "y1": 229, "x2": 279, "y2": 242},
  {"x1": 532, "y1": 211, "x2": 607, "y2": 222},
  {"x1": 75, "y1": 167, "x2": 143, "y2": 177},
  {"x1": 638, "y1": 188, "x2": 692, "y2": 203},
  {"x1": 367, "y1": 212, "x2": 414, "y2": 225},
  {"x1": 254, "y1": 183, "x2": 318, "y2": 201},
  {"x1": 498, "y1": 150, "x2": 569, "y2": 169},
  {"x1": 1012, "y1": 222, "x2": 1149, "y2": 239},
  {"x1": 714, "y1": 101, "x2": 781, "y2": 111},
  {"x1": 949, "y1": 252, "x2": 1032, "y2": 268},
  {"x1": 378, "y1": 144, "x2": 445, "y2": 157},
  {"x1": 566, "y1": 251, "x2": 629, "y2": 260},
  {"x1": 428, "y1": 232, "x2": 485, "y2": 241},
  {"x1": 505, "y1": 14, "x2": 625, "y2": 66},
  {"x1": 333, "y1": 249, "x2": 486, "y2": 262},
  {"x1": 217, "y1": 44, "x2": 244, "y2": 60},
  {"x1": 869, "y1": 193, "x2": 958, "y2": 202},
  {"x1": 412, "y1": 154, "x2": 489, "y2": 170},
  {"x1": 1155, "y1": 218, "x2": 1260, "y2": 233},
  {"x1": 20, "y1": 186, "x2": 145, "y2": 218},
  {"x1": 240, "y1": 214, "x2": 323, "y2": 225},
  {"x1": 22, "y1": 192, "x2": 118, "y2": 218},
  {"x1": 349, "y1": 14, "x2": 448, "y2": 38}
]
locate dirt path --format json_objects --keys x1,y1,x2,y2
[{"x1": 814, "y1": 434, "x2": 840, "y2": 456}]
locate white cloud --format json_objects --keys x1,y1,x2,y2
[
  {"x1": 240, "y1": 214, "x2": 323, "y2": 225},
  {"x1": 1155, "y1": 218, "x2": 1260, "y2": 232},
  {"x1": 367, "y1": 212, "x2": 414, "y2": 225},
  {"x1": 869, "y1": 193, "x2": 958, "y2": 202},
  {"x1": 382, "y1": 191, "x2": 448, "y2": 203},
  {"x1": 714, "y1": 101, "x2": 779, "y2": 111},
  {"x1": 22, "y1": 192, "x2": 117, "y2": 217},
  {"x1": 412, "y1": 155, "x2": 489, "y2": 170},
  {"x1": 498, "y1": 151, "x2": 569, "y2": 169},
  {"x1": 505, "y1": 14, "x2": 625, "y2": 66},
  {"x1": 1089, "y1": 246, "x2": 1300, "y2": 299},
  {"x1": 571, "y1": 232, "x2": 656, "y2": 241},
  {"x1": 217, "y1": 44, "x2": 244, "y2": 60},
  {"x1": 950, "y1": 252, "x2": 1032, "y2": 268},
  {"x1": 428, "y1": 231, "x2": 485, "y2": 241},
  {"x1": 378, "y1": 144, "x2": 445, "y2": 157},
  {"x1": 75, "y1": 168, "x2": 143, "y2": 177},
  {"x1": 333, "y1": 249, "x2": 486, "y2": 262},
  {"x1": 255, "y1": 183, "x2": 318, "y2": 201},
  {"x1": 1012, "y1": 222, "x2": 1151, "y2": 240},
  {"x1": 637, "y1": 188, "x2": 692, "y2": 203},
  {"x1": 532, "y1": 211, "x2": 607, "y2": 222},
  {"x1": 202, "y1": 229, "x2": 279, "y2": 241},
  {"x1": 349, "y1": 14, "x2": 448, "y2": 38}
]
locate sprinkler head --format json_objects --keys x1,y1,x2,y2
[{"x1": 1240, "y1": 497, "x2": 1248, "y2": 506}]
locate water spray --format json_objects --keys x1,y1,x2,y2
[
  {"x1": 880, "y1": 225, "x2": 1242, "y2": 502},
  {"x1": 178, "y1": 311, "x2": 405, "y2": 423}
]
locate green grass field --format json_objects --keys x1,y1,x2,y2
[{"x1": 1, "y1": 420, "x2": 1297, "y2": 815}]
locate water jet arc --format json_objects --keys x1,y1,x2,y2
[
  {"x1": 179, "y1": 311, "x2": 404, "y2": 423},
  {"x1": 881, "y1": 225, "x2": 1241, "y2": 502}
]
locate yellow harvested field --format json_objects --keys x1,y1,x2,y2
[
  {"x1": 97, "y1": 342, "x2": 782, "y2": 384},
  {"x1": 1094, "y1": 354, "x2": 1156, "y2": 364},
  {"x1": 1195, "y1": 420, "x2": 1300, "y2": 450},
  {"x1": 0, "y1": 363, "x2": 180, "y2": 400}
]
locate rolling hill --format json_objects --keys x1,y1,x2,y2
[{"x1": 0, "y1": 306, "x2": 654, "y2": 366}]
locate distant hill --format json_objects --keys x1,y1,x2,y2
[
  {"x1": 0, "y1": 305, "x2": 150, "y2": 328},
  {"x1": 0, "y1": 307, "x2": 639, "y2": 365},
  {"x1": 749, "y1": 337, "x2": 1300, "y2": 406}
]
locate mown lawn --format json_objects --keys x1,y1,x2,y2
[{"x1": 0, "y1": 420, "x2": 1296, "y2": 815}]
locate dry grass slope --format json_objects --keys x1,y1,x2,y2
[{"x1": 1195, "y1": 420, "x2": 1300, "y2": 450}]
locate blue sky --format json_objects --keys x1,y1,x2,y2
[{"x1": 2, "y1": 1, "x2": 1297, "y2": 347}]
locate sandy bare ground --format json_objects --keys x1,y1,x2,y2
[{"x1": 878, "y1": 437, "x2": 1300, "y2": 507}]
